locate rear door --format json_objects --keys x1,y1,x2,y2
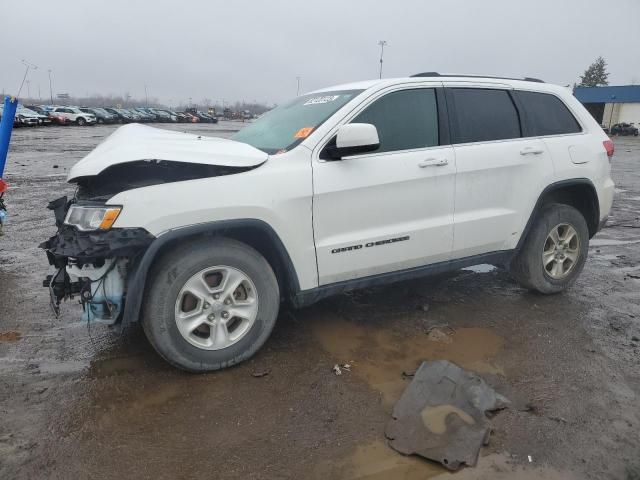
[
  {"x1": 445, "y1": 85, "x2": 554, "y2": 258},
  {"x1": 513, "y1": 89, "x2": 586, "y2": 172},
  {"x1": 312, "y1": 86, "x2": 456, "y2": 285}
]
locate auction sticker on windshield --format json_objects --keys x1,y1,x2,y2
[
  {"x1": 294, "y1": 127, "x2": 314, "y2": 138},
  {"x1": 304, "y1": 95, "x2": 340, "y2": 106}
]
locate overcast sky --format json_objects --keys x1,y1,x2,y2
[{"x1": 2, "y1": 0, "x2": 639, "y2": 106}]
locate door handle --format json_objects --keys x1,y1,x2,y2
[
  {"x1": 418, "y1": 158, "x2": 448, "y2": 168},
  {"x1": 520, "y1": 147, "x2": 544, "y2": 155}
]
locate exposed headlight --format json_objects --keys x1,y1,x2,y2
[{"x1": 64, "y1": 205, "x2": 122, "y2": 231}]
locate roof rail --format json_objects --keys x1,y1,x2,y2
[{"x1": 410, "y1": 72, "x2": 545, "y2": 83}]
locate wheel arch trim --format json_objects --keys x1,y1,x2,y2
[
  {"x1": 516, "y1": 178, "x2": 600, "y2": 251},
  {"x1": 122, "y1": 219, "x2": 300, "y2": 326}
]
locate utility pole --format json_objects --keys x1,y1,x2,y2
[
  {"x1": 296, "y1": 76, "x2": 301, "y2": 96},
  {"x1": 48, "y1": 70, "x2": 54, "y2": 104},
  {"x1": 17, "y1": 59, "x2": 38, "y2": 98},
  {"x1": 378, "y1": 40, "x2": 387, "y2": 79}
]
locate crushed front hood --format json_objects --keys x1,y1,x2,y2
[{"x1": 68, "y1": 123, "x2": 268, "y2": 181}]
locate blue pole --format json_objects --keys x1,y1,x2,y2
[{"x1": 0, "y1": 96, "x2": 17, "y2": 182}]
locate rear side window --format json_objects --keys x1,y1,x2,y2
[
  {"x1": 516, "y1": 91, "x2": 582, "y2": 136},
  {"x1": 448, "y1": 88, "x2": 521, "y2": 143},
  {"x1": 352, "y1": 88, "x2": 439, "y2": 153}
]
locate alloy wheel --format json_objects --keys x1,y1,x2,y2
[
  {"x1": 174, "y1": 266, "x2": 259, "y2": 350},
  {"x1": 542, "y1": 223, "x2": 580, "y2": 279}
]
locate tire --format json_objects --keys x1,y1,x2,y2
[
  {"x1": 142, "y1": 237, "x2": 280, "y2": 372},
  {"x1": 77, "y1": 117, "x2": 86, "y2": 126},
  {"x1": 509, "y1": 203, "x2": 589, "y2": 294}
]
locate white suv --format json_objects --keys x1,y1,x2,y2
[
  {"x1": 42, "y1": 74, "x2": 615, "y2": 371},
  {"x1": 51, "y1": 106, "x2": 97, "y2": 126}
]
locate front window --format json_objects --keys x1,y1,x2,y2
[
  {"x1": 352, "y1": 88, "x2": 440, "y2": 153},
  {"x1": 232, "y1": 89, "x2": 363, "y2": 154}
]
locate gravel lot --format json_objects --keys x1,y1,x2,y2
[{"x1": 0, "y1": 124, "x2": 639, "y2": 479}]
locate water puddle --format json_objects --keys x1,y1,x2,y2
[
  {"x1": 461, "y1": 264, "x2": 497, "y2": 274},
  {"x1": 0, "y1": 330, "x2": 21, "y2": 342},
  {"x1": 38, "y1": 359, "x2": 87, "y2": 375},
  {"x1": 324, "y1": 440, "x2": 577, "y2": 480},
  {"x1": 327, "y1": 442, "x2": 575, "y2": 480},
  {"x1": 89, "y1": 354, "x2": 149, "y2": 378},
  {"x1": 322, "y1": 440, "x2": 444, "y2": 479},
  {"x1": 421, "y1": 404, "x2": 475, "y2": 434},
  {"x1": 310, "y1": 315, "x2": 504, "y2": 407},
  {"x1": 590, "y1": 238, "x2": 640, "y2": 247},
  {"x1": 432, "y1": 453, "x2": 577, "y2": 479}
]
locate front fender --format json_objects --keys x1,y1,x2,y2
[{"x1": 122, "y1": 219, "x2": 301, "y2": 327}]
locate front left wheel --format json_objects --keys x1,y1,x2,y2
[{"x1": 142, "y1": 237, "x2": 280, "y2": 372}]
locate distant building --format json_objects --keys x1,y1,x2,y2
[{"x1": 574, "y1": 85, "x2": 640, "y2": 128}]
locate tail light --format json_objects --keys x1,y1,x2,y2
[{"x1": 603, "y1": 140, "x2": 614, "y2": 159}]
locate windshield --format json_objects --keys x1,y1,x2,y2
[{"x1": 232, "y1": 89, "x2": 363, "y2": 154}]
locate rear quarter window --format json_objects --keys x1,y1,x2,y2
[
  {"x1": 448, "y1": 88, "x2": 521, "y2": 143},
  {"x1": 515, "y1": 91, "x2": 582, "y2": 136}
]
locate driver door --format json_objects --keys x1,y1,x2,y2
[{"x1": 312, "y1": 87, "x2": 456, "y2": 285}]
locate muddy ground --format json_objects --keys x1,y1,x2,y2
[{"x1": 0, "y1": 123, "x2": 638, "y2": 480}]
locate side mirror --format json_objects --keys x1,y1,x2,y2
[{"x1": 324, "y1": 123, "x2": 380, "y2": 160}]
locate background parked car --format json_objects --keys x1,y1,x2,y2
[
  {"x1": 124, "y1": 109, "x2": 143, "y2": 122},
  {"x1": 194, "y1": 111, "x2": 218, "y2": 123},
  {"x1": 79, "y1": 107, "x2": 117, "y2": 124},
  {"x1": 15, "y1": 108, "x2": 40, "y2": 127},
  {"x1": 25, "y1": 105, "x2": 54, "y2": 125},
  {"x1": 172, "y1": 111, "x2": 189, "y2": 123},
  {"x1": 610, "y1": 122, "x2": 639, "y2": 136},
  {"x1": 20, "y1": 107, "x2": 52, "y2": 126},
  {"x1": 158, "y1": 109, "x2": 179, "y2": 122},
  {"x1": 181, "y1": 112, "x2": 200, "y2": 123},
  {"x1": 104, "y1": 108, "x2": 134, "y2": 123},
  {"x1": 132, "y1": 108, "x2": 155, "y2": 122},
  {"x1": 48, "y1": 110, "x2": 72, "y2": 126},
  {"x1": 0, "y1": 105, "x2": 23, "y2": 128},
  {"x1": 51, "y1": 107, "x2": 96, "y2": 126}
]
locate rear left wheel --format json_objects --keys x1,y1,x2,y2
[{"x1": 510, "y1": 203, "x2": 589, "y2": 294}]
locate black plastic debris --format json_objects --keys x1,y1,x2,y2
[{"x1": 385, "y1": 360, "x2": 509, "y2": 471}]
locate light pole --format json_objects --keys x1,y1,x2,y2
[
  {"x1": 378, "y1": 40, "x2": 387, "y2": 79},
  {"x1": 26, "y1": 80, "x2": 30, "y2": 99},
  {"x1": 48, "y1": 69, "x2": 54, "y2": 104},
  {"x1": 296, "y1": 76, "x2": 301, "y2": 96},
  {"x1": 144, "y1": 84, "x2": 149, "y2": 107},
  {"x1": 17, "y1": 59, "x2": 38, "y2": 98}
]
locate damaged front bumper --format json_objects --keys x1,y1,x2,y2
[{"x1": 41, "y1": 197, "x2": 154, "y2": 324}]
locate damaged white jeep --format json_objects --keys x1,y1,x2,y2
[{"x1": 42, "y1": 74, "x2": 615, "y2": 371}]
